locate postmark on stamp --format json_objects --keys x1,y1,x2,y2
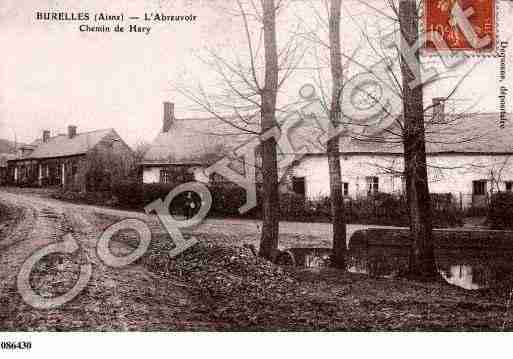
[{"x1": 423, "y1": 0, "x2": 496, "y2": 53}]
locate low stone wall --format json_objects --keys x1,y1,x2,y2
[{"x1": 350, "y1": 228, "x2": 513, "y2": 250}]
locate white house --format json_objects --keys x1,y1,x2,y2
[{"x1": 142, "y1": 101, "x2": 513, "y2": 209}]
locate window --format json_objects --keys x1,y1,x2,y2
[
  {"x1": 292, "y1": 176, "x2": 306, "y2": 196},
  {"x1": 506, "y1": 181, "x2": 513, "y2": 192},
  {"x1": 160, "y1": 167, "x2": 195, "y2": 184},
  {"x1": 366, "y1": 176, "x2": 379, "y2": 195},
  {"x1": 343, "y1": 182, "x2": 349, "y2": 196},
  {"x1": 473, "y1": 180, "x2": 487, "y2": 196},
  {"x1": 71, "y1": 162, "x2": 78, "y2": 176},
  {"x1": 159, "y1": 169, "x2": 170, "y2": 183}
]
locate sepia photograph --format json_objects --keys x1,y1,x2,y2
[{"x1": 0, "y1": 0, "x2": 512, "y2": 356}]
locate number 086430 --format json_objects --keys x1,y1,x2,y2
[{"x1": 1, "y1": 341, "x2": 32, "y2": 350}]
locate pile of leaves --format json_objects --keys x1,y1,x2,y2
[
  {"x1": 108, "y1": 222, "x2": 513, "y2": 330},
  {"x1": 129, "y1": 233, "x2": 337, "y2": 329}
]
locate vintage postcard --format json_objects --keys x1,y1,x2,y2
[{"x1": 0, "y1": 0, "x2": 512, "y2": 356}]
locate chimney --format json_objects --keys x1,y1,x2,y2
[
  {"x1": 162, "y1": 102, "x2": 174, "y2": 133},
  {"x1": 432, "y1": 97, "x2": 445, "y2": 123},
  {"x1": 68, "y1": 125, "x2": 77, "y2": 139},
  {"x1": 43, "y1": 130, "x2": 50, "y2": 143}
]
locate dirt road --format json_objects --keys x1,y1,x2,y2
[
  {"x1": 0, "y1": 190, "x2": 215, "y2": 331},
  {"x1": 0, "y1": 189, "x2": 405, "y2": 331}
]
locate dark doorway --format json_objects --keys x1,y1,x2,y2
[{"x1": 292, "y1": 176, "x2": 306, "y2": 197}]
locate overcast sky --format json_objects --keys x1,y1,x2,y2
[{"x1": 1, "y1": 0, "x2": 512, "y2": 147}]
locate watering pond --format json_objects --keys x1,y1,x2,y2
[{"x1": 282, "y1": 228, "x2": 513, "y2": 290}]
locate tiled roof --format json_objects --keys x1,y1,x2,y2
[
  {"x1": 15, "y1": 129, "x2": 116, "y2": 160},
  {"x1": 143, "y1": 112, "x2": 513, "y2": 165},
  {"x1": 342, "y1": 113, "x2": 513, "y2": 154},
  {"x1": 143, "y1": 118, "x2": 254, "y2": 164}
]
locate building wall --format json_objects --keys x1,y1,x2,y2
[
  {"x1": 92, "y1": 131, "x2": 134, "y2": 163},
  {"x1": 8, "y1": 159, "x2": 39, "y2": 186},
  {"x1": 142, "y1": 154, "x2": 513, "y2": 209},
  {"x1": 7, "y1": 131, "x2": 135, "y2": 190},
  {"x1": 292, "y1": 155, "x2": 404, "y2": 199},
  {"x1": 292, "y1": 154, "x2": 513, "y2": 207},
  {"x1": 84, "y1": 131, "x2": 136, "y2": 191},
  {"x1": 8, "y1": 155, "x2": 86, "y2": 188},
  {"x1": 143, "y1": 165, "x2": 209, "y2": 184}
]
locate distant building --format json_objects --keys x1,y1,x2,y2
[
  {"x1": 7, "y1": 126, "x2": 133, "y2": 191},
  {"x1": 0, "y1": 153, "x2": 16, "y2": 185},
  {"x1": 142, "y1": 100, "x2": 513, "y2": 209}
]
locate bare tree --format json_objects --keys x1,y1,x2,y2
[
  {"x1": 299, "y1": 0, "x2": 475, "y2": 278},
  {"x1": 300, "y1": 0, "x2": 492, "y2": 279},
  {"x1": 398, "y1": 0, "x2": 437, "y2": 279},
  {"x1": 175, "y1": 0, "x2": 304, "y2": 261},
  {"x1": 489, "y1": 156, "x2": 512, "y2": 194},
  {"x1": 334, "y1": 0, "x2": 489, "y2": 279},
  {"x1": 133, "y1": 141, "x2": 151, "y2": 165},
  {"x1": 327, "y1": 0, "x2": 346, "y2": 269},
  {"x1": 257, "y1": 0, "x2": 281, "y2": 259},
  {"x1": 132, "y1": 140, "x2": 151, "y2": 181}
]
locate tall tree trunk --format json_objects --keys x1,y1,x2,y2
[
  {"x1": 258, "y1": 0, "x2": 280, "y2": 260},
  {"x1": 398, "y1": 0, "x2": 437, "y2": 280},
  {"x1": 328, "y1": 0, "x2": 346, "y2": 269}
]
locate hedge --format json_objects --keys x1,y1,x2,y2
[
  {"x1": 350, "y1": 227, "x2": 513, "y2": 250},
  {"x1": 51, "y1": 180, "x2": 465, "y2": 228},
  {"x1": 488, "y1": 192, "x2": 513, "y2": 229},
  {"x1": 112, "y1": 179, "x2": 144, "y2": 208}
]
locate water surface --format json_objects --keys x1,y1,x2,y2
[{"x1": 289, "y1": 245, "x2": 513, "y2": 290}]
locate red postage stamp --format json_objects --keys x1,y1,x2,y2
[{"x1": 424, "y1": 0, "x2": 496, "y2": 52}]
